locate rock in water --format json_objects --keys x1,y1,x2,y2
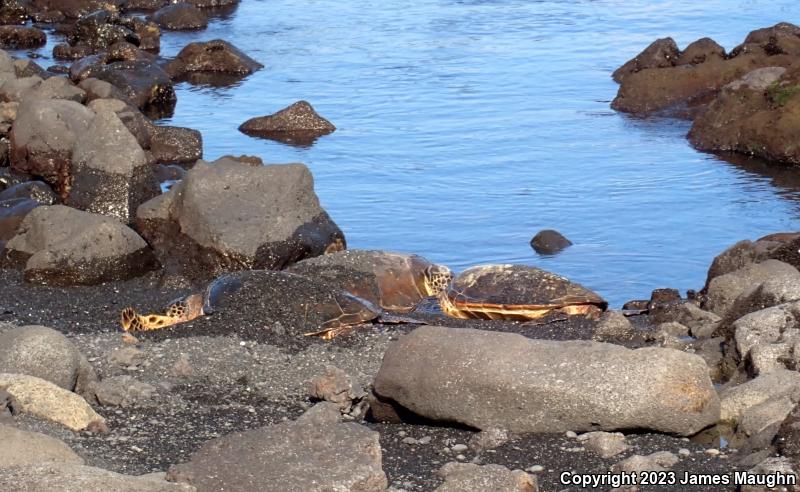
[
  {"x1": 167, "y1": 404, "x2": 387, "y2": 491},
  {"x1": 530, "y1": 229, "x2": 572, "y2": 254},
  {"x1": 239, "y1": 101, "x2": 335, "y2": 146},
  {"x1": 373, "y1": 326, "x2": 719, "y2": 435},
  {"x1": 164, "y1": 39, "x2": 263, "y2": 78},
  {"x1": 1, "y1": 205, "x2": 158, "y2": 285},
  {"x1": 153, "y1": 2, "x2": 208, "y2": 30},
  {"x1": 137, "y1": 158, "x2": 345, "y2": 279}
]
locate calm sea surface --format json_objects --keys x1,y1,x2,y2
[{"x1": 20, "y1": 0, "x2": 800, "y2": 306}]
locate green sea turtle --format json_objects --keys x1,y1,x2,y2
[
  {"x1": 120, "y1": 270, "x2": 417, "y2": 340},
  {"x1": 436, "y1": 264, "x2": 607, "y2": 320},
  {"x1": 286, "y1": 250, "x2": 453, "y2": 312}
]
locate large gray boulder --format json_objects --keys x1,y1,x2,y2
[
  {"x1": 0, "y1": 463, "x2": 195, "y2": 491},
  {"x1": 1, "y1": 205, "x2": 158, "y2": 285},
  {"x1": 167, "y1": 403, "x2": 387, "y2": 492},
  {"x1": 373, "y1": 326, "x2": 719, "y2": 436},
  {"x1": 0, "y1": 425, "x2": 84, "y2": 468},
  {"x1": 137, "y1": 158, "x2": 345, "y2": 280},
  {"x1": 0, "y1": 325, "x2": 97, "y2": 396},
  {"x1": 732, "y1": 301, "x2": 800, "y2": 374},
  {"x1": 704, "y1": 260, "x2": 800, "y2": 318},
  {"x1": 9, "y1": 98, "x2": 94, "y2": 193},
  {"x1": 65, "y1": 108, "x2": 159, "y2": 224},
  {"x1": 720, "y1": 369, "x2": 800, "y2": 424}
]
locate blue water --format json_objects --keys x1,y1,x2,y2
[{"x1": 20, "y1": 0, "x2": 800, "y2": 306}]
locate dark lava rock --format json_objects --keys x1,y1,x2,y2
[
  {"x1": 702, "y1": 239, "x2": 785, "y2": 292},
  {"x1": 27, "y1": 0, "x2": 125, "y2": 19},
  {"x1": 676, "y1": 37, "x2": 726, "y2": 66},
  {"x1": 0, "y1": 0, "x2": 29, "y2": 25},
  {"x1": 64, "y1": 108, "x2": 159, "y2": 224},
  {"x1": 167, "y1": 404, "x2": 387, "y2": 492},
  {"x1": 0, "y1": 181, "x2": 57, "y2": 205},
  {"x1": 136, "y1": 157, "x2": 346, "y2": 280},
  {"x1": 153, "y1": 2, "x2": 208, "y2": 30},
  {"x1": 1, "y1": 204, "x2": 158, "y2": 285},
  {"x1": 183, "y1": 0, "x2": 239, "y2": 7},
  {"x1": 239, "y1": 101, "x2": 335, "y2": 146},
  {"x1": 68, "y1": 10, "x2": 140, "y2": 51},
  {"x1": 164, "y1": 39, "x2": 263, "y2": 79},
  {"x1": 530, "y1": 229, "x2": 572, "y2": 255},
  {"x1": 688, "y1": 65, "x2": 800, "y2": 164},
  {"x1": 149, "y1": 124, "x2": 202, "y2": 165},
  {"x1": 125, "y1": 0, "x2": 168, "y2": 9},
  {"x1": 612, "y1": 23, "x2": 800, "y2": 115},
  {"x1": 92, "y1": 59, "x2": 176, "y2": 116},
  {"x1": 69, "y1": 43, "x2": 155, "y2": 82},
  {"x1": 52, "y1": 42, "x2": 94, "y2": 61},
  {"x1": 612, "y1": 37, "x2": 679, "y2": 83},
  {"x1": 646, "y1": 288, "x2": 684, "y2": 324},
  {"x1": 154, "y1": 164, "x2": 186, "y2": 182},
  {"x1": 0, "y1": 26, "x2": 46, "y2": 50},
  {"x1": 10, "y1": 98, "x2": 94, "y2": 194},
  {"x1": 30, "y1": 10, "x2": 65, "y2": 23},
  {"x1": 0, "y1": 198, "x2": 39, "y2": 240},
  {"x1": 0, "y1": 168, "x2": 32, "y2": 191}
]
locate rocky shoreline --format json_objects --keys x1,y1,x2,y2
[{"x1": 0, "y1": 3, "x2": 798, "y2": 491}]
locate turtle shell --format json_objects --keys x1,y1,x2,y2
[
  {"x1": 441, "y1": 264, "x2": 607, "y2": 320},
  {"x1": 287, "y1": 249, "x2": 445, "y2": 312}
]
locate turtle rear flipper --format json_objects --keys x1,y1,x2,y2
[{"x1": 120, "y1": 307, "x2": 184, "y2": 332}]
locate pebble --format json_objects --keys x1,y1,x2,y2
[
  {"x1": 527, "y1": 465, "x2": 545, "y2": 473},
  {"x1": 456, "y1": 454, "x2": 466, "y2": 461},
  {"x1": 451, "y1": 444, "x2": 468, "y2": 453},
  {"x1": 705, "y1": 448, "x2": 720, "y2": 456},
  {"x1": 402, "y1": 437, "x2": 417, "y2": 445},
  {"x1": 566, "y1": 431, "x2": 578, "y2": 438},
  {"x1": 678, "y1": 448, "x2": 691, "y2": 457},
  {"x1": 418, "y1": 436, "x2": 431, "y2": 445}
]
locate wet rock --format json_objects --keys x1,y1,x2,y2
[
  {"x1": 165, "y1": 39, "x2": 263, "y2": 79},
  {"x1": 167, "y1": 404, "x2": 387, "y2": 491},
  {"x1": 612, "y1": 37, "x2": 679, "y2": 83},
  {"x1": 1, "y1": 205, "x2": 158, "y2": 285},
  {"x1": 0, "y1": 0, "x2": 29, "y2": 25},
  {"x1": 373, "y1": 326, "x2": 719, "y2": 435},
  {"x1": 612, "y1": 451, "x2": 679, "y2": 474},
  {"x1": 148, "y1": 124, "x2": 202, "y2": 165},
  {"x1": 612, "y1": 24, "x2": 800, "y2": 115},
  {"x1": 0, "y1": 198, "x2": 39, "y2": 241},
  {"x1": 0, "y1": 26, "x2": 46, "y2": 49},
  {"x1": 676, "y1": 37, "x2": 726, "y2": 66},
  {"x1": 65, "y1": 108, "x2": 159, "y2": 224},
  {"x1": 137, "y1": 158, "x2": 345, "y2": 279},
  {"x1": 28, "y1": 0, "x2": 124, "y2": 19},
  {"x1": 91, "y1": 375, "x2": 156, "y2": 407},
  {"x1": 286, "y1": 250, "x2": 440, "y2": 311},
  {"x1": 435, "y1": 463, "x2": 538, "y2": 492},
  {"x1": 0, "y1": 325, "x2": 97, "y2": 396},
  {"x1": 239, "y1": 101, "x2": 335, "y2": 146},
  {"x1": 125, "y1": 0, "x2": 168, "y2": 9},
  {"x1": 52, "y1": 42, "x2": 94, "y2": 61},
  {"x1": 529, "y1": 229, "x2": 572, "y2": 255},
  {"x1": 705, "y1": 259, "x2": 800, "y2": 318},
  {"x1": 0, "y1": 373, "x2": 105, "y2": 431},
  {"x1": 183, "y1": 0, "x2": 239, "y2": 7},
  {"x1": 308, "y1": 366, "x2": 363, "y2": 412},
  {"x1": 689, "y1": 65, "x2": 800, "y2": 164},
  {"x1": 154, "y1": 164, "x2": 186, "y2": 183},
  {"x1": 673, "y1": 303, "x2": 721, "y2": 339},
  {"x1": 721, "y1": 369, "x2": 800, "y2": 425},
  {"x1": 92, "y1": 59, "x2": 175, "y2": 116},
  {"x1": 0, "y1": 181, "x2": 57, "y2": 205},
  {"x1": 579, "y1": 431, "x2": 630, "y2": 458},
  {"x1": 0, "y1": 424, "x2": 84, "y2": 468},
  {"x1": 67, "y1": 10, "x2": 139, "y2": 51},
  {"x1": 153, "y1": 2, "x2": 208, "y2": 30},
  {"x1": 0, "y1": 167, "x2": 30, "y2": 191},
  {"x1": 591, "y1": 310, "x2": 638, "y2": 342},
  {"x1": 0, "y1": 462, "x2": 195, "y2": 491},
  {"x1": 9, "y1": 98, "x2": 94, "y2": 189}
]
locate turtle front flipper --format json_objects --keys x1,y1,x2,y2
[{"x1": 120, "y1": 307, "x2": 182, "y2": 332}]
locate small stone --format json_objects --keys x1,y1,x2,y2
[
  {"x1": 565, "y1": 431, "x2": 577, "y2": 438},
  {"x1": 705, "y1": 448, "x2": 720, "y2": 456},
  {"x1": 451, "y1": 444, "x2": 468, "y2": 453},
  {"x1": 402, "y1": 437, "x2": 417, "y2": 445},
  {"x1": 418, "y1": 436, "x2": 432, "y2": 445},
  {"x1": 526, "y1": 465, "x2": 544, "y2": 473},
  {"x1": 456, "y1": 454, "x2": 466, "y2": 461},
  {"x1": 108, "y1": 347, "x2": 145, "y2": 367},
  {"x1": 678, "y1": 448, "x2": 691, "y2": 457}
]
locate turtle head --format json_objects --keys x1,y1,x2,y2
[{"x1": 423, "y1": 265, "x2": 453, "y2": 296}]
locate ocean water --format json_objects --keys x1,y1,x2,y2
[{"x1": 20, "y1": 0, "x2": 800, "y2": 306}]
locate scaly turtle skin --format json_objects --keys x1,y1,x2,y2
[
  {"x1": 438, "y1": 264, "x2": 607, "y2": 320},
  {"x1": 120, "y1": 275, "x2": 243, "y2": 332},
  {"x1": 286, "y1": 250, "x2": 453, "y2": 312},
  {"x1": 119, "y1": 270, "x2": 389, "y2": 340}
]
